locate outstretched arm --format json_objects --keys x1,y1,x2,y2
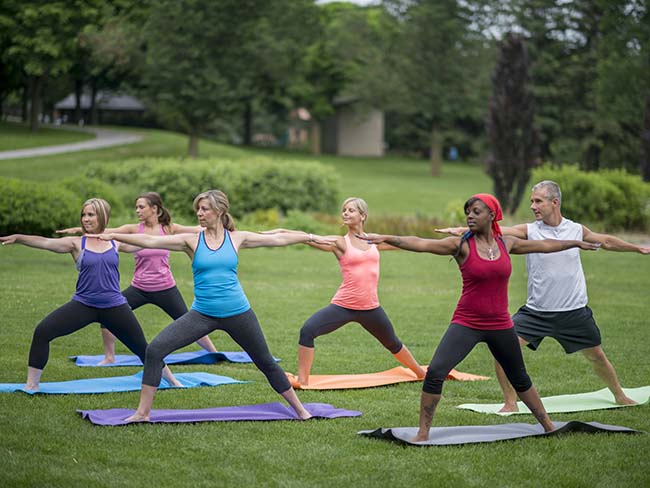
[
  {"x1": 435, "y1": 224, "x2": 528, "y2": 239},
  {"x1": 361, "y1": 233, "x2": 460, "y2": 255},
  {"x1": 582, "y1": 226, "x2": 650, "y2": 254},
  {"x1": 260, "y1": 228, "x2": 338, "y2": 252},
  {"x1": 507, "y1": 236, "x2": 600, "y2": 254},
  {"x1": 170, "y1": 223, "x2": 203, "y2": 234},
  {"x1": 57, "y1": 223, "x2": 138, "y2": 235},
  {"x1": 235, "y1": 230, "x2": 336, "y2": 250},
  {"x1": 0, "y1": 234, "x2": 77, "y2": 254},
  {"x1": 96, "y1": 232, "x2": 194, "y2": 253}
]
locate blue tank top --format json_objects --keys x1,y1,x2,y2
[
  {"x1": 191, "y1": 230, "x2": 250, "y2": 318},
  {"x1": 72, "y1": 237, "x2": 127, "y2": 308}
]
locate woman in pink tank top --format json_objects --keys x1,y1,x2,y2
[
  {"x1": 268, "y1": 197, "x2": 425, "y2": 387},
  {"x1": 59, "y1": 192, "x2": 217, "y2": 362},
  {"x1": 364, "y1": 193, "x2": 600, "y2": 442}
]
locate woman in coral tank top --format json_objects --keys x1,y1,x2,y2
[
  {"x1": 268, "y1": 197, "x2": 425, "y2": 387},
  {"x1": 364, "y1": 194, "x2": 600, "y2": 442}
]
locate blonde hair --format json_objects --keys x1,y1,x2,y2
[
  {"x1": 80, "y1": 198, "x2": 111, "y2": 233},
  {"x1": 193, "y1": 190, "x2": 236, "y2": 231},
  {"x1": 342, "y1": 197, "x2": 369, "y2": 223}
]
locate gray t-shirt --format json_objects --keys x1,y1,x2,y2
[{"x1": 525, "y1": 218, "x2": 588, "y2": 311}]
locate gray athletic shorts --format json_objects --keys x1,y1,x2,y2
[{"x1": 513, "y1": 305, "x2": 602, "y2": 354}]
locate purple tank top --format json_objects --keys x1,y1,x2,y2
[{"x1": 72, "y1": 236, "x2": 127, "y2": 308}]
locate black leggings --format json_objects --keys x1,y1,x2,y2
[
  {"x1": 423, "y1": 323, "x2": 532, "y2": 395},
  {"x1": 100, "y1": 285, "x2": 188, "y2": 329},
  {"x1": 299, "y1": 304, "x2": 403, "y2": 353},
  {"x1": 29, "y1": 300, "x2": 148, "y2": 370},
  {"x1": 143, "y1": 309, "x2": 290, "y2": 393}
]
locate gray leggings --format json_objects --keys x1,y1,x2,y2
[
  {"x1": 143, "y1": 308, "x2": 290, "y2": 393},
  {"x1": 423, "y1": 323, "x2": 532, "y2": 395},
  {"x1": 299, "y1": 303, "x2": 403, "y2": 353}
]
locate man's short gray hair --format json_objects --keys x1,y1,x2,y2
[{"x1": 532, "y1": 180, "x2": 562, "y2": 204}]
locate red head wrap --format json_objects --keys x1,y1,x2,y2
[{"x1": 471, "y1": 193, "x2": 503, "y2": 238}]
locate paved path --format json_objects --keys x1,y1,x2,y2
[{"x1": 0, "y1": 127, "x2": 142, "y2": 160}]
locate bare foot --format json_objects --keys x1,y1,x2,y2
[
  {"x1": 296, "y1": 408, "x2": 313, "y2": 420},
  {"x1": 97, "y1": 356, "x2": 115, "y2": 366},
  {"x1": 410, "y1": 431, "x2": 430, "y2": 443},
  {"x1": 24, "y1": 383, "x2": 39, "y2": 392},
  {"x1": 286, "y1": 373, "x2": 305, "y2": 389},
  {"x1": 615, "y1": 395, "x2": 637, "y2": 406},
  {"x1": 168, "y1": 378, "x2": 184, "y2": 388},
  {"x1": 498, "y1": 402, "x2": 520, "y2": 413},
  {"x1": 124, "y1": 412, "x2": 150, "y2": 423}
]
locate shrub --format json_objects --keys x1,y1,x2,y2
[
  {"x1": 84, "y1": 157, "x2": 340, "y2": 222},
  {"x1": 532, "y1": 164, "x2": 650, "y2": 231},
  {"x1": 58, "y1": 176, "x2": 125, "y2": 216},
  {"x1": 0, "y1": 177, "x2": 79, "y2": 236}
]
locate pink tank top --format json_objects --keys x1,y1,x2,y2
[
  {"x1": 331, "y1": 234, "x2": 380, "y2": 310},
  {"x1": 131, "y1": 223, "x2": 176, "y2": 292},
  {"x1": 451, "y1": 236, "x2": 513, "y2": 330}
]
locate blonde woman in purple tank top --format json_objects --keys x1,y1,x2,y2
[
  {"x1": 265, "y1": 197, "x2": 425, "y2": 387},
  {"x1": 1, "y1": 198, "x2": 181, "y2": 390},
  {"x1": 58, "y1": 192, "x2": 217, "y2": 363}
]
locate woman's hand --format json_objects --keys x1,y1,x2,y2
[
  {"x1": 0, "y1": 235, "x2": 18, "y2": 246},
  {"x1": 56, "y1": 226, "x2": 82, "y2": 234},
  {"x1": 435, "y1": 227, "x2": 467, "y2": 236}
]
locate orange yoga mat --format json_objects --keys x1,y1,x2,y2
[{"x1": 286, "y1": 366, "x2": 489, "y2": 390}]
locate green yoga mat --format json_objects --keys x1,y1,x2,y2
[{"x1": 457, "y1": 386, "x2": 650, "y2": 415}]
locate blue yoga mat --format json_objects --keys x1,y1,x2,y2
[
  {"x1": 0, "y1": 371, "x2": 245, "y2": 395},
  {"x1": 70, "y1": 350, "x2": 279, "y2": 367}
]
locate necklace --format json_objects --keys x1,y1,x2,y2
[{"x1": 487, "y1": 246, "x2": 497, "y2": 260}]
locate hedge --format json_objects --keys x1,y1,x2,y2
[
  {"x1": 531, "y1": 165, "x2": 650, "y2": 231},
  {"x1": 84, "y1": 157, "x2": 340, "y2": 221}
]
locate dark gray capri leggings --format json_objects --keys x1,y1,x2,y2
[
  {"x1": 299, "y1": 303, "x2": 403, "y2": 353},
  {"x1": 143, "y1": 308, "x2": 290, "y2": 393},
  {"x1": 100, "y1": 285, "x2": 188, "y2": 329},
  {"x1": 29, "y1": 300, "x2": 148, "y2": 370},
  {"x1": 423, "y1": 323, "x2": 532, "y2": 395}
]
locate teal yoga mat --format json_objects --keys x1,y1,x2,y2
[
  {"x1": 457, "y1": 386, "x2": 650, "y2": 415},
  {"x1": 0, "y1": 371, "x2": 245, "y2": 395}
]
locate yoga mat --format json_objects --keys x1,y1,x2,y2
[
  {"x1": 70, "y1": 350, "x2": 279, "y2": 367},
  {"x1": 457, "y1": 386, "x2": 650, "y2": 415},
  {"x1": 78, "y1": 402, "x2": 362, "y2": 426},
  {"x1": 358, "y1": 421, "x2": 642, "y2": 446},
  {"x1": 0, "y1": 372, "x2": 245, "y2": 395},
  {"x1": 287, "y1": 366, "x2": 489, "y2": 390}
]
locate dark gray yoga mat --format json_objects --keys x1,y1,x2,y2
[{"x1": 358, "y1": 421, "x2": 642, "y2": 446}]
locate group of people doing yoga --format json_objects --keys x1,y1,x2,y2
[{"x1": 2, "y1": 180, "x2": 647, "y2": 438}]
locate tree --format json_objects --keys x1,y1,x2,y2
[
  {"x1": 383, "y1": 0, "x2": 488, "y2": 175},
  {"x1": 486, "y1": 33, "x2": 539, "y2": 214},
  {"x1": 140, "y1": 0, "x2": 270, "y2": 157},
  {"x1": 0, "y1": 0, "x2": 104, "y2": 130}
]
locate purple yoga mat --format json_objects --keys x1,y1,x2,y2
[{"x1": 78, "y1": 402, "x2": 362, "y2": 426}]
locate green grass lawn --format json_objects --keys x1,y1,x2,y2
[
  {"x1": 0, "y1": 123, "x2": 649, "y2": 487},
  {"x1": 0, "y1": 121, "x2": 95, "y2": 151}
]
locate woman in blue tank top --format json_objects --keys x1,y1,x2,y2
[
  {"x1": 100, "y1": 189, "x2": 335, "y2": 422},
  {"x1": 0, "y1": 198, "x2": 181, "y2": 391}
]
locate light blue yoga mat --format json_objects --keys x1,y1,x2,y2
[
  {"x1": 70, "y1": 350, "x2": 280, "y2": 367},
  {"x1": 456, "y1": 386, "x2": 650, "y2": 415},
  {"x1": 0, "y1": 371, "x2": 245, "y2": 395}
]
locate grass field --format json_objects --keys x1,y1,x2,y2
[
  {"x1": 0, "y1": 124, "x2": 649, "y2": 487},
  {"x1": 0, "y1": 121, "x2": 95, "y2": 151}
]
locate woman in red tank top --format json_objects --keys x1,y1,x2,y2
[{"x1": 364, "y1": 193, "x2": 600, "y2": 442}]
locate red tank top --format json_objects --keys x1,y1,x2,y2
[{"x1": 451, "y1": 236, "x2": 513, "y2": 330}]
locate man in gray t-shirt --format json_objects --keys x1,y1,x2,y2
[{"x1": 494, "y1": 180, "x2": 649, "y2": 411}]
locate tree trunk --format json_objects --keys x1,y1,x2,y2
[
  {"x1": 29, "y1": 75, "x2": 43, "y2": 131},
  {"x1": 188, "y1": 130, "x2": 200, "y2": 158},
  {"x1": 74, "y1": 79, "x2": 83, "y2": 124},
  {"x1": 641, "y1": 95, "x2": 650, "y2": 182},
  {"x1": 429, "y1": 123, "x2": 442, "y2": 176},
  {"x1": 90, "y1": 79, "x2": 99, "y2": 125},
  {"x1": 310, "y1": 121, "x2": 321, "y2": 155},
  {"x1": 583, "y1": 143, "x2": 600, "y2": 172},
  {"x1": 21, "y1": 82, "x2": 28, "y2": 122},
  {"x1": 243, "y1": 99, "x2": 253, "y2": 145}
]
